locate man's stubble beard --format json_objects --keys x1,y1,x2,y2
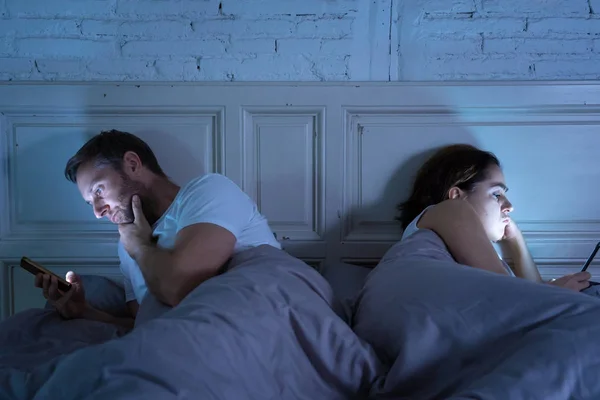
[{"x1": 117, "y1": 175, "x2": 158, "y2": 226}]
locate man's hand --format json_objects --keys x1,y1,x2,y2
[
  {"x1": 35, "y1": 271, "x2": 87, "y2": 319},
  {"x1": 548, "y1": 271, "x2": 591, "y2": 292},
  {"x1": 118, "y1": 195, "x2": 153, "y2": 260}
]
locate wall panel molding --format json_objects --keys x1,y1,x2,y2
[
  {"x1": 0, "y1": 260, "x2": 10, "y2": 320},
  {"x1": 1, "y1": 109, "x2": 224, "y2": 242},
  {"x1": 241, "y1": 107, "x2": 325, "y2": 243},
  {"x1": 341, "y1": 107, "x2": 600, "y2": 242},
  {"x1": 0, "y1": 113, "x2": 10, "y2": 242},
  {"x1": 1, "y1": 81, "x2": 600, "y2": 318}
]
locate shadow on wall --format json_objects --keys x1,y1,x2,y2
[
  {"x1": 304, "y1": 116, "x2": 482, "y2": 268},
  {"x1": 12, "y1": 128, "x2": 106, "y2": 227},
  {"x1": 135, "y1": 128, "x2": 208, "y2": 187},
  {"x1": 11, "y1": 121, "x2": 206, "y2": 233},
  {"x1": 83, "y1": 85, "x2": 212, "y2": 186}
]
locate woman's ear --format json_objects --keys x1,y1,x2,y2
[{"x1": 447, "y1": 186, "x2": 464, "y2": 200}]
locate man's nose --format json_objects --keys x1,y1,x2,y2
[{"x1": 93, "y1": 203, "x2": 108, "y2": 219}]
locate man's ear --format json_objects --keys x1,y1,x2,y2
[
  {"x1": 447, "y1": 186, "x2": 465, "y2": 200},
  {"x1": 122, "y1": 151, "x2": 142, "y2": 175}
]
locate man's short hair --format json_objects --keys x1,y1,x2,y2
[{"x1": 64, "y1": 129, "x2": 166, "y2": 183}]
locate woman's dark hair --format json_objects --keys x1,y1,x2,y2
[
  {"x1": 397, "y1": 144, "x2": 501, "y2": 229},
  {"x1": 64, "y1": 129, "x2": 166, "y2": 183}
]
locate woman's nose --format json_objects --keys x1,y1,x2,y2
[{"x1": 503, "y1": 199, "x2": 514, "y2": 213}]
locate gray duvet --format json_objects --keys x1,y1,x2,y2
[
  {"x1": 353, "y1": 229, "x2": 600, "y2": 399},
  {"x1": 0, "y1": 245, "x2": 383, "y2": 400},
  {"x1": 4, "y1": 235, "x2": 600, "y2": 400}
]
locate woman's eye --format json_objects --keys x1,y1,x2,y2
[{"x1": 94, "y1": 188, "x2": 102, "y2": 196}]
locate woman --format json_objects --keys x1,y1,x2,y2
[
  {"x1": 350, "y1": 144, "x2": 600, "y2": 399},
  {"x1": 396, "y1": 143, "x2": 591, "y2": 292}
]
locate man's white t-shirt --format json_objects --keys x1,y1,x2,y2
[{"x1": 118, "y1": 173, "x2": 282, "y2": 304}]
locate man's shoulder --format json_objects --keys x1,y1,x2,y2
[
  {"x1": 117, "y1": 240, "x2": 135, "y2": 267},
  {"x1": 176, "y1": 173, "x2": 251, "y2": 208},
  {"x1": 171, "y1": 173, "x2": 259, "y2": 230},
  {"x1": 182, "y1": 173, "x2": 237, "y2": 193}
]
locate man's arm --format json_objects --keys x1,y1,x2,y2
[
  {"x1": 418, "y1": 199, "x2": 510, "y2": 276},
  {"x1": 119, "y1": 175, "x2": 255, "y2": 307},
  {"x1": 133, "y1": 223, "x2": 236, "y2": 306},
  {"x1": 82, "y1": 301, "x2": 137, "y2": 330},
  {"x1": 79, "y1": 279, "x2": 138, "y2": 329},
  {"x1": 40, "y1": 272, "x2": 137, "y2": 329}
]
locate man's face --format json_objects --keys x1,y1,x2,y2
[{"x1": 76, "y1": 161, "x2": 145, "y2": 224}]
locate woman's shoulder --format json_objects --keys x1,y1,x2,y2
[
  {"x1": 384, "y1": 228, "x2": 455, "y2": 266},
  {"x1": 401, "y1": 204, "x2": 436, "y2": 241}
]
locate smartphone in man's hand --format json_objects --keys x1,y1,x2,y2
[{"x1": 20, "y1": 257, "x2": 72, "y2": 292}]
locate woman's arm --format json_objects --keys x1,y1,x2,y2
[
  {"x1": 418, "y1": 199, "x2": 510, "y2": 276},
  {"x1": 498, "y1": 222, "x2": 543, "y2": 283},
  {"x1": 500, "y1": 222, "x2": 592, "y2": 289}
]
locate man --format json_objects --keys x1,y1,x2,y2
[{"x1": 36, "y1": 129, "x2": 281, "y2": 328}]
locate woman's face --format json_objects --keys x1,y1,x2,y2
[{"x1": 450, "y1": 164, "x2": 514, "y2": 242}]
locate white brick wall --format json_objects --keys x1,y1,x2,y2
[
  {"x1": 0, "y1": 0, "x2": 378, "y2": 81},
  {"x1": 402, "y1": 0, "x2": 600, "y2": 80},
  {"x1": 0, "y1": 0, "x2": 598, "y2": 81}
]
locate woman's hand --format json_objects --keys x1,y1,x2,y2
[
  {"x1": 548, "y1": 272, "x2": 591, "y2": 292},
  {"x1": 498, "y1": 218, "x2": 544, "y2": 283},
  {"x1": 500, "y1": 218, "x2": 522, "y2": 243}
]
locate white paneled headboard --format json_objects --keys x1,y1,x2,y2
[{"x1": 1, "y1": 81, "x2": 600, "y2": 318}]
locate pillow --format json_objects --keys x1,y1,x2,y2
[
  {"x1": 320, "y1": 261, "x2": 373, "y2": 323},
  {"x1": 45, "y1": 274, "x2": 130, "y2": 318},
  {"x1": 134, "y1": 258, "x2": 375, "y2": 328}
]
